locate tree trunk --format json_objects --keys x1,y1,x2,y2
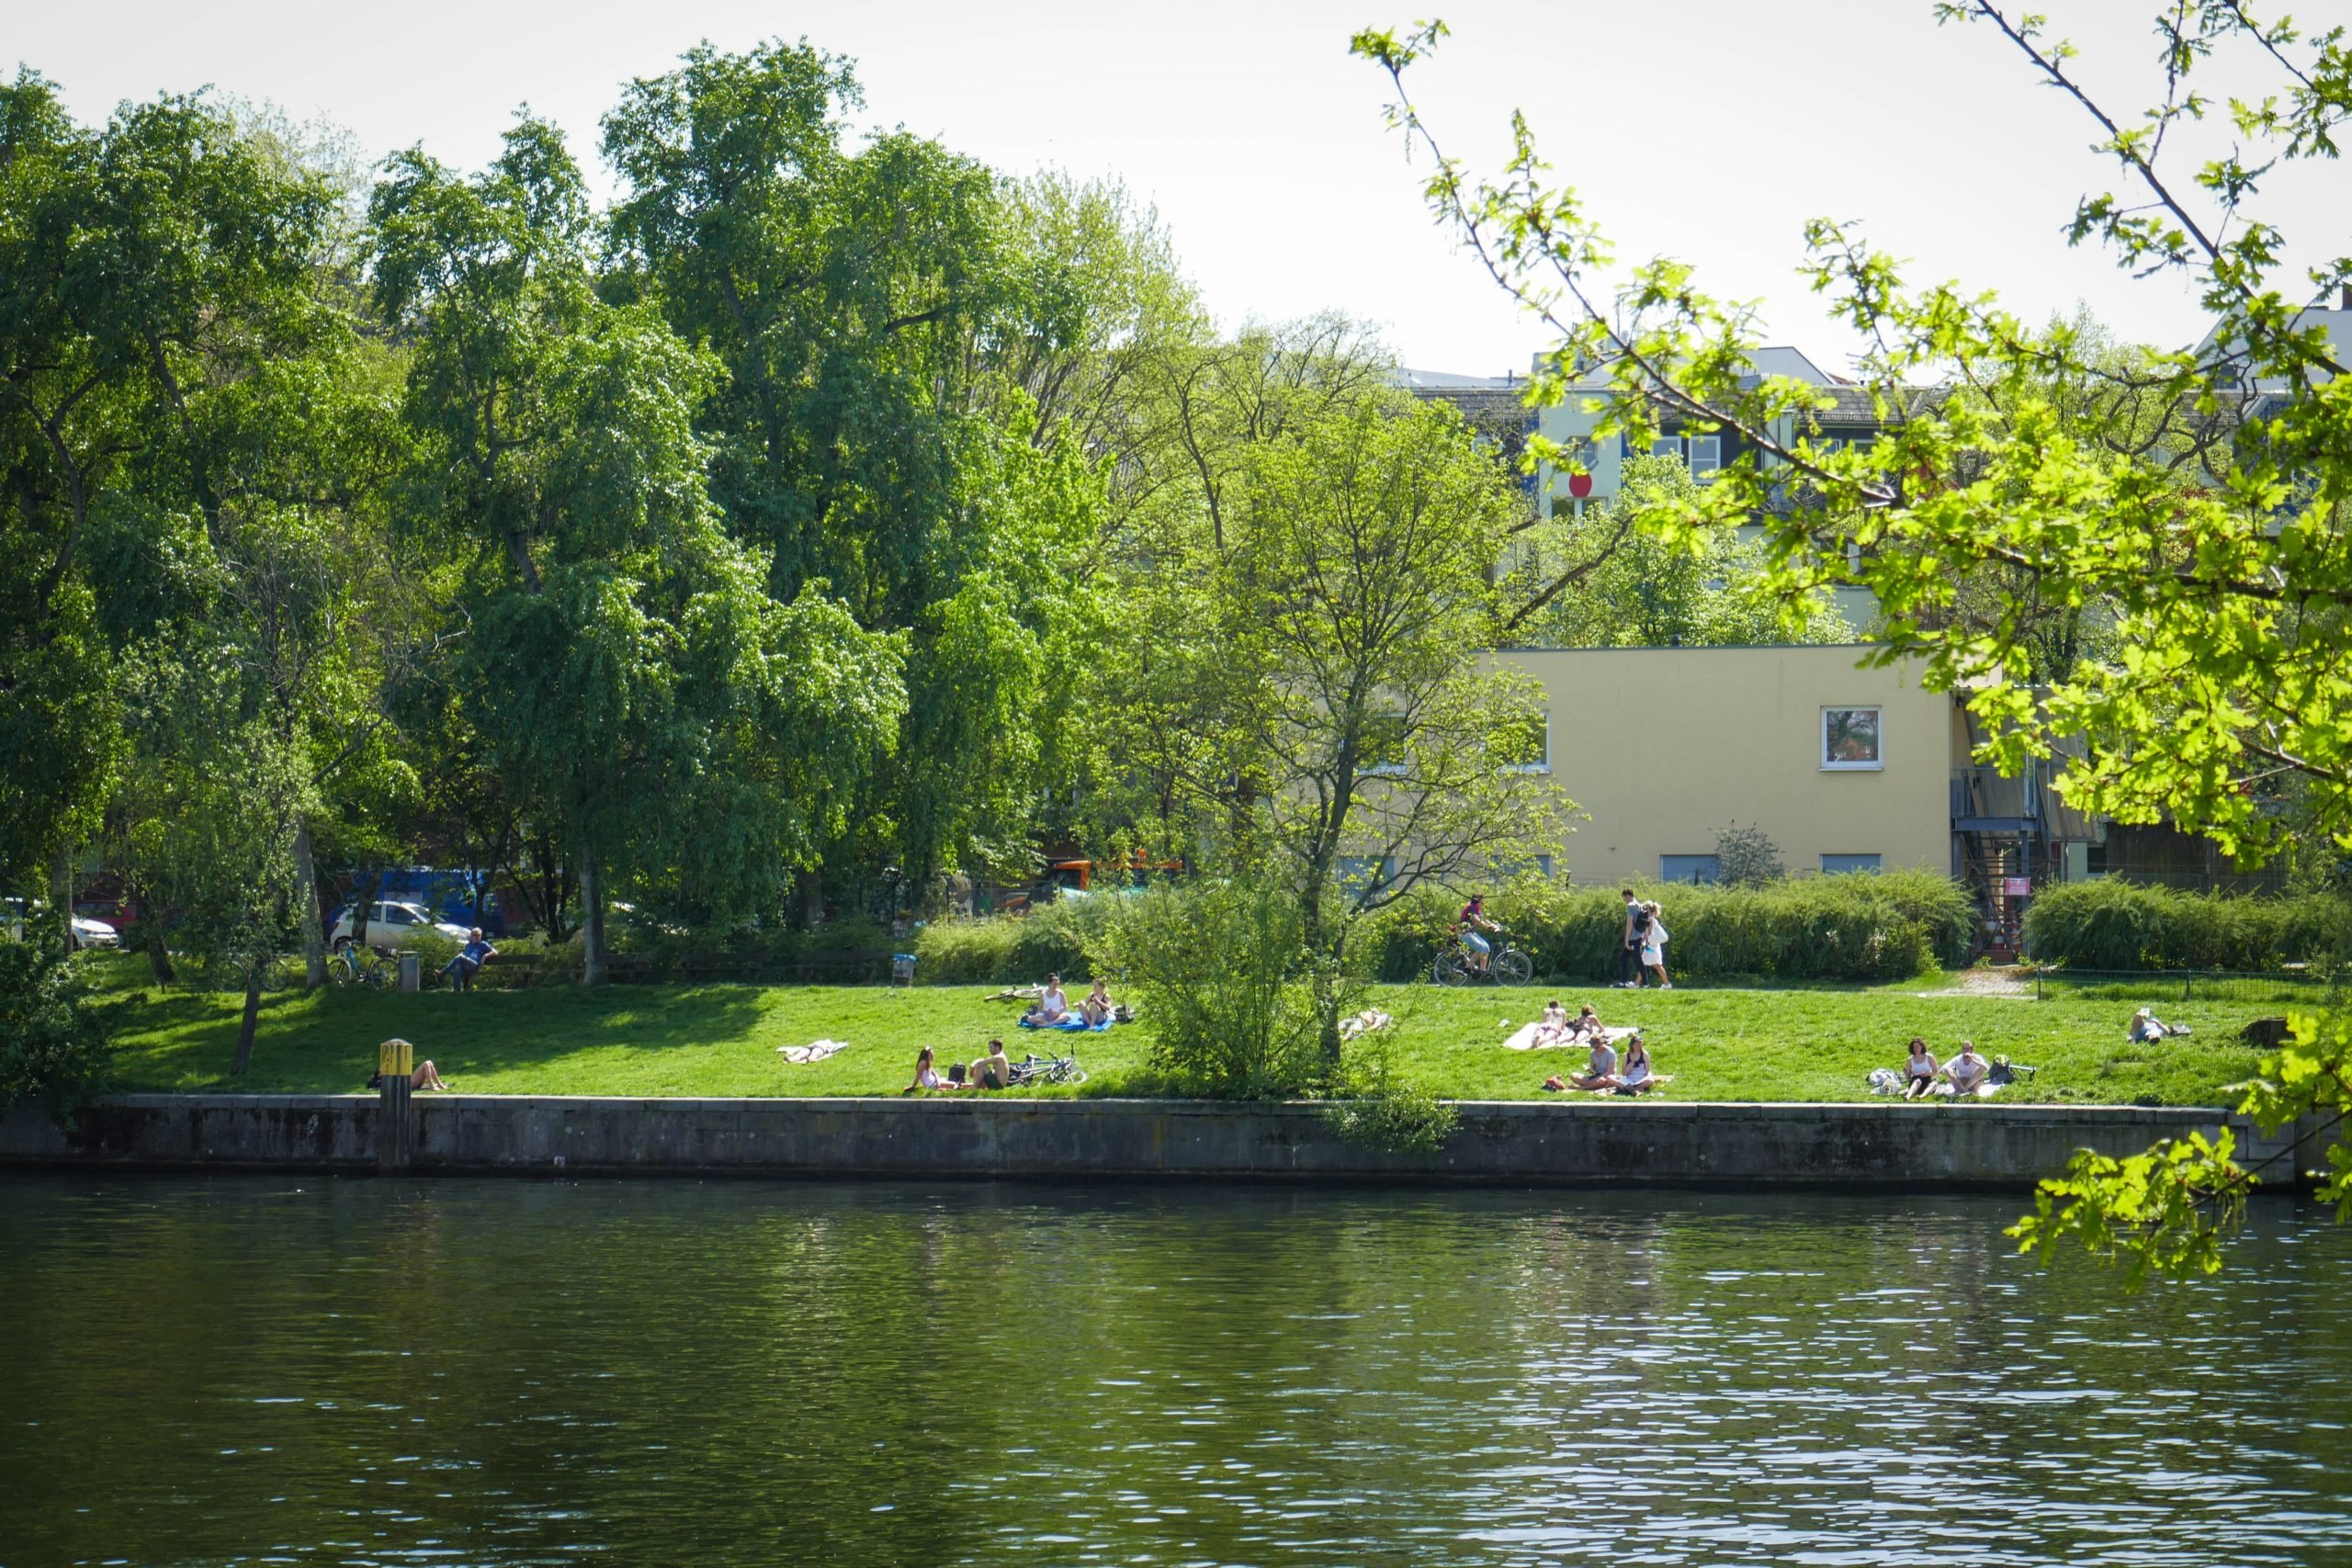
[
  {"x1": 579, "y1": 843, "x2": 606, "y2": 987},
  {"x1": 139, "y1": 889, "x2": 175, "y2": 984},
  {"x1": 232, "y1": 976, "x2": 263, "y2": 1077},
  {"x1": 51, "y1": 843, "x2": 74, "y2": 949},
  {"x1": 292, "y1": 818, "x2": 328, "y2": 989},
  {"x1": 792, "y1": 867, "x2": 825, "y2": 931}
]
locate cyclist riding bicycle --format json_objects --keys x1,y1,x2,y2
[{"x1": 1456, "y1": 893, "x2": 1500, "y2": 976}]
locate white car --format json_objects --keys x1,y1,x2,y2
[
  {"x1": 70, "y1": 915, "x2": 121, "y2": 949},
  {"x1": 330, "y1": 900, "x2": 473, "y2": 952}
]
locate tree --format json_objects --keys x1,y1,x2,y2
[
  {"x1": 1714, "y1": 822, "x2": 1785, "y2": 887},
  {"x1": 1353, "y1": 1, "x2": 2352, "y2": 1271},
  {"x1": 0, "y1": 73, "x2": 346, "y2": 906},
  {"x1": 370, "y1": 117, "x2": 903, "y2": 980},
  {"x1": 1091, "y1": 340, "x2": 1566, "y2": 1064},
  {"x1": 603, "y1": 43, "x2": 1127, "y2": 914}
]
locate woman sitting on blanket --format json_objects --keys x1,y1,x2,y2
[
  {"x1": 1902, "y1": 1036, "x2": 1939, "y2": 1100},
  {"x1": 1080, "y1": 977, "x2": 1115, "y2": 1027},
  {"x1": 1615, "y1": 1032, "x2": 1657, "y2": 1093},
  {"x1": 905, "y1": 1045, "x2": 959, "y2": 1093},
  {"x1": 1022, "y1": 976, "x2": 1072, "y2": 1027},
  {"x1": 1571, "y1": 1003, "x2": 1604, "y2": 1043}
]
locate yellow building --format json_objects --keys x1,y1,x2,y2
[{"x1": 1496, "y1": 644, "x2": 1951, "y2": 884}]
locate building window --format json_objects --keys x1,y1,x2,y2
[
  {"x1": 1649, "y1": 436, "x2": 1683, "y2": 461},
  {"x1": 1822, "y1": 706, "x2": 1883, "y2": 771},
  {"x1": 1687, "y1": 435, "x2": 1722, "y2": 478},
  {"x1": 1660, "y1": 854, "x2": 1722, "y2": 885},
  {"x1": 1361, "y1": 714, "x2": 1408, "y2": 775},
  {"x1": 1821, "y1": 853, "x2": 1883, "y2": 875},
  {"x1": 1495, "y1": 706, "x2": 1550, "y2": 773}
]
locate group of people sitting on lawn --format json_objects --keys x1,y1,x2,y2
[
  {"x1": 1541, "y1": 1026, "x2": 1657, "y2": 1095},
  {"x1": 1018, "y1": 974, "x2": 1119, "y2": 1029},
  {"x1": 907, "y1": 1038, "x2": 1017, "y2": 1092},
  {"x1": 1894, "y1": 1037, "x2": 1995, "y2": 1099}
]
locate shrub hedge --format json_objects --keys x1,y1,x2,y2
[
  {"x1": 1361, "y1": 870, "x2": 1973, "y2": 984},
  {"x1": 910, "y1": 897, "x2": 1114, "y2": 985},
  {"x1": 2021, "y1": 879, "x2": 2352, "y2": 972}
]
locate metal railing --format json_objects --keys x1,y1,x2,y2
[{"x1": 2031, "y1": 966, "x2": 2340, "y2": 1005}]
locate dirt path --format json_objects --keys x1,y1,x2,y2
[{"x1": 1914, "y1": 966, "x2": 2035, "y2": 999}]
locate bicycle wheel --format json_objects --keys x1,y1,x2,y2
[
  {"x1": 1433, "y1": 951, "x2": 1470, "y2": 987},
  {"x1": 1494, "y1": 949, "x2": 1534, "y2": 986},
  {"x1": 1057, "y1": 1064, "x2": 1088, "y2": 1086}
]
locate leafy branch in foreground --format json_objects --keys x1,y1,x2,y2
[
  {"x1": 1352, "y1": 3, "x2": 2351, "y2": 1278},
  {"x1": 2009, "y1": 1011, "x2": 2352, "y2": 1288}
]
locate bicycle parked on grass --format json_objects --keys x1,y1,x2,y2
[
  {"x1": 1007, "y1": 1051, "x2": 1088, "y2": 1087},
  {"x1": 332, "y1": 944, "x2": 390, "y2": 987},
  {"x1": 1433, "y1": 929, "x2": 1533, "y2": 987}
]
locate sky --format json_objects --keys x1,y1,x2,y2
[{"x1": 16, "y1": 1, "x2": 2348, "y2": 376}]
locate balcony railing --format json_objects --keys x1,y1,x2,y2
[{"x1": 1951, "y1": 766, "x2": 2039, "y2": 825}]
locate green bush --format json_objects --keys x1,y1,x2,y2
[
  {"x1": 0, "y1": 921, "x2": 111, "y2": 1117},
  {"x1": 1088, "y1": 880, "x2": 1331, "y2": 1099},
  {"x1": 2023, "y1": 879, "x2": 2352, "y2": 971},
  {"x1": 1363, "y1": 869, "x2": 1972, "y2": 984},
  {"x1": 911, "y1": 898, "x2": 1114, "y2": 985}
]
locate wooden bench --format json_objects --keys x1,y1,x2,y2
[{"x1": 474, "y1": 951, "x2": 540, "y2": 989}]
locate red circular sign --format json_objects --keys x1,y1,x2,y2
[{"x1": 1567, "y1": 471, "x2": 1593, "y2": 499}]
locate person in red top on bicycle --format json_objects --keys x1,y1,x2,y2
[{"x1": 1457, "y1": 894, "x2": 1500, "y2": 976}]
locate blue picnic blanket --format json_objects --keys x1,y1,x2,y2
[{"x1": 1019, "y1": 1015, "x2": 1113, "y2": 1032}]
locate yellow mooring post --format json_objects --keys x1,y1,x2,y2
[{"x1": 378, "y1": 1037, "x2": 413, "y2": 1173}]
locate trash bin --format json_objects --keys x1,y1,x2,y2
[
  {"x1": 891, "y1": 953, "x2": 917, "y2": 987},
  {"x1": 398, "y1": 952, "x2": 421, "y2": 993}
]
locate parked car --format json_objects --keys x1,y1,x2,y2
[
  {"x1": 335, "y1": 867, "x2": 505, "y2": 937},
  {"x1": 71, "y1": 915, "x2": 120, "y2": 949},
  {"x1": 0, "y1": 899, "x2": 121, "y2": 948},
  {"x1": 329, "y1": 900, "x2": 472, "y2": 953}
]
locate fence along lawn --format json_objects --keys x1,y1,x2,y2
[{"x1": 91, "y1": 963, "x2": 2283, "y2": 1108}]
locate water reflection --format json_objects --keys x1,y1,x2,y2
[{"x1": 3, "y1": 1178, "x2": 2347, "y2": 1566}]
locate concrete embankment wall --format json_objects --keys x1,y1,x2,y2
[{"x1": 0, "y1": 1095, "x2": 2315, "y2": 1189}]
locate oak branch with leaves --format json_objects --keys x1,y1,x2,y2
[{"x1": 1352, "y1": 1, "x2": 2351, "y2": 1279}]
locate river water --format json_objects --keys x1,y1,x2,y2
[{"x1": 3, "y1": 1175, "x2": 2348, "y2": 1567}]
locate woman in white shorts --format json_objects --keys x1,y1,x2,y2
[{"x1": 1640, "y1": 902, "x2": 1671, "y2": 989}]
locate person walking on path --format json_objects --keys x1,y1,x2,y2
[
  {"x1": 1618, "y1": 889, "x2": 1645, "y2": 988},
  {"x1": 1640, "y1": 901, "x2": 1671, "y2": 989}
]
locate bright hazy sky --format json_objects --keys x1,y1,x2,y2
[{"x1": 17, "y1": 1, "x2": 2348, "y2": 375}]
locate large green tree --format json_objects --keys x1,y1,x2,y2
[
  {"x1": 0, "y1": 73, "x2": 342, "y2": 906},
  {"x1": 370, "y1": 117, "x2": 903, "y2": 981},
  {"x1": 602, "y1": 42, "x2": 1180, "y2": 911},
  {"x1": 1088, "y1": 330, "x2": 1566, "y2": 1061},
  {"x1": 1356, "y1": 1, "x2": 2352, "y2": 1268}
]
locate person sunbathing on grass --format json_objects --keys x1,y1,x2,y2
[
  {"x1": 967, "y1": 1038, "x2": 1013, "y2": 1090},
  {"x1": 1571, "y1": 1003, "x2": 1605, "y2": 1043},
  {"x1": 1534, "y1": 999, "x2": 1573, "y2": 1044},
  {"x1": 1565, "y1": 1035, "x2": 1621, "y2": 1092},
  {"x1": 1902, "y1": 1037, "x2": 1939, "y2": 1100},
  {"x1": 1614, "y1": 1032, "x2": 1657, "y2": 1094},
  {"x1": 1022, "y1": 976, "x2": 1071, "y2": 1027},
  {"x1": 904, "y1": 1045, "x2": 960, "y2": 1093},
  {"x1": 1944, "y1": 1042, "x2": 1991, "y2": 1097}
]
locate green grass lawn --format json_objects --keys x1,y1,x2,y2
[{"x1": 90, "y1": 955, "x2": 2285, "y2": 1108}]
